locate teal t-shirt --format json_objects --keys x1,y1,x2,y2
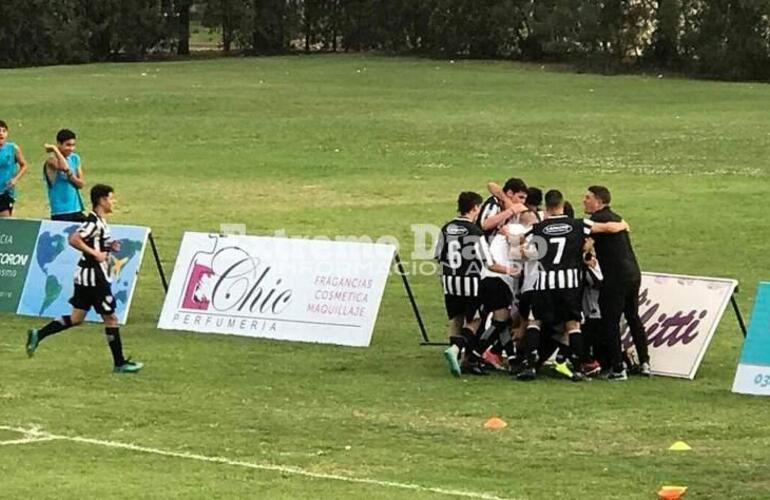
[
  {"x1": 45, "y1": 153, "x2": 84, "y2": 215},
  {"x1": 0, "y1": 142, "x2": 18, "y2": 199}
]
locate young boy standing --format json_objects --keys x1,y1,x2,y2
[
  {"x1": 44, "y1": 129, "x2": 86, "y2": 222},
  {"x1": 0, "y1": 120, "x2": 29, "y2": 217}
]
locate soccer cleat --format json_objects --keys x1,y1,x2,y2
[
  {"x1": 443, "y1": 346, "x2": 462, "y2": 377},
  {"x1": 26, "y1": 329, "x2": 39, "y2": 358},
  {"x1": 113, "y1": 359, "x2": 144, "y2": 374},
  {"x1": 507, "y1": 355, "x2": 524, "y2": 375},
  {"x1": 640, "y1": 362, "x2": 652, "y2": 377},
  {"x1": 516, "y1": 366, "x2": 537, "y2": 381},
  {"x1": 482, "y1": 349, "x2": 506, "y2": 371},
  {"x1": 571, "y1": 371, "x2": 586, "y2": 382},
  {"x1": 606, "y1": 368, "x2": 628, "y2": 381},
  {"x1": 582, "y1": 360, "x2": 602, "y2": 378},
  {"x1": 461, "y1": 359, "x2": 489, "y2": 376},
  {"x1": 553, "y1": 360, "x2": 574, "y2": 380}
]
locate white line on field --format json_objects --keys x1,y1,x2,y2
[
  {"x1": 0, "y1": 425, "x2": 516, "y2": 500},
  {"x1": 0, "y1": 436, "x2": 61, "y2": 446}
]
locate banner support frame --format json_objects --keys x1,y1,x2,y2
[
  {"x1": 393, "y1": 253, "x2": 440, "y2": 345},
  {"x1": 731, "y1": 289, "x2": 747, "y2": 338},
  {"x1": 148, "y1": 232, "x2": 168, "y2": 293}
]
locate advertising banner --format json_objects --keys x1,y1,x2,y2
[
  {"x1": 623, "y1": 272, "x2": 738, "y2": 379},
  {"x1": 732, "y1": 282, "x2": 770, "y2": 395},
  {"x1": 0, "y1": 219, "x2": 149, "y2": 325},
  {"x1": 158, "y1": 233, "x2": 396, "y2": 347},
  {"x1": 0, "y1": 219, "x2": 40, "y2": 313}
]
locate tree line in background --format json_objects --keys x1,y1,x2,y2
[{"x1": 2, "y1": 0, "x2": 770, "y2": 80}]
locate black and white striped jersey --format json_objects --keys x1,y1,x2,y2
[
  {"x1": 525, "y1": 215, "x2": 594, "y2": 291},
  {"x1": 475, "y1": 195, "x2": 504, "y2": 242},
  {"x1": 434, "y1": 217, "x2": 491, "y2": 297},
  {"x1": 73, "y1": 212, "x2": 112, "y2": 287}
]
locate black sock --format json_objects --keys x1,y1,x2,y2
[
  {"x1": 490, "y1": 341, "x2": 504, "y2": 355},
  {"x1": 105, "y1": 327, "x2": 125, "y2": 366},
  {"x1": 38, "y1": 315, "x2": 73, "y2": 341},
  {"x1": 497, "y1": 321, "x2": 514, "y2": 357},
  {"x1": 524, "y1": 326, "x2": 540, "y2": 364},
  {"x1": 569, "y1": 330, "x2": 585, "y2": 367},
  {"x1": 555, "y1": 344, "x2": 570, "y2": 364}
]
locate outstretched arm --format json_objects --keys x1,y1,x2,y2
[{"x1": 591, "y1": 220, "x2": 629, "y2": 234}]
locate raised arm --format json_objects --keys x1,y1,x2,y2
[
  {"x1": 487, "y1": 182, "x2": 528, "y2": 214},
  {"x1": 481, "y1": 182, "x2": 527, "y2": 230},
  {"x1": 44, "y1": 144, "x2": 69, "y2": 171}
]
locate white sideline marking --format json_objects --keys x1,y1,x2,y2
[
  {"x1": 0, "y1": 437, "x2": 61, "y2": 446},
  {"x1": 0, "y1": 425, "x2": 515, "y2": 500}
]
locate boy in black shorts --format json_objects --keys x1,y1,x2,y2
[
  {"x1": 25, "y1": 184, "x2": 143, "y2": 373},
  {"x1": 435, "y1": 192, "x2": 489, "y2": 376}
]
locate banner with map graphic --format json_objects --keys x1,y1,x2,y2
[{"x1": 0, "y1": 219, "x2": 149, "y2": 325}]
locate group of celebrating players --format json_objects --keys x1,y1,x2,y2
[{"x1": 435, "y1": 178, "x2": 650, "y2": 381}]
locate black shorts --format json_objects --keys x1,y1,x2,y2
[
  {"x1": 479, "y1": 277, "x2": 513, "y2": 312},
  {"x1": 531, "y1": 288, "x2": 583, "y2": 325},
  {"x1": 444, "y1": 294, "x2": 480, "y2": 322},
  {"x1": 70, "y1": 284, "x2": 117, "y2": 316},
  {"x1": 0, "y1": 192, "x2": 14, "y2": 214},
  {"x1": 52, "y1": 212, "x2": 87, "y2": 222}
]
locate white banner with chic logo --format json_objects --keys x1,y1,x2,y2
[
  {"x1": 623, "y1": 272, "x2": 737, "y2": 379},
  {"x1": 158, "y1": 233, "x2": 396, "y2": 347}
]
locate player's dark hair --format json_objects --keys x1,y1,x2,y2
[
  {"x1": 91, "y1": 184, "x2": 113, "y2": 208},
  {"x1": 588, "y1": 185, "x2": 611, "y2": 205},
  {"x1": 564, "y1": 201, "x2": 575, "y2": 218},
  {"x1": 0, "y1": 120, "x2": 8, "y2": 130},
  {"x1": 457, "y1": 191, "x2": 483, "y2": 215},
  {"x1": 526, "y1": 187, "x2": 542, "y2": 207},
  {"x1": 502, "y1": 177, "x2": 527, "y2": 195},
  {"x1": 56, "y1": 129, "x2": 76, "y2": 143},
  {"x1": 544, "y1": 189, "x2": 564, "y2": 209}
]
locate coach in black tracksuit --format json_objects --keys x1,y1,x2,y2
[{"x1": 583, "y1": 186, "x2": 649, "y2": 379}]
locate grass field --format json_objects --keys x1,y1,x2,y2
[{"x1": 1, "y1": 55, "x2": 769, "y2": 499}]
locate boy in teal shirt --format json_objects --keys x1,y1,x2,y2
[
  {"x1": 44, "y1": 129, "x2": 86, "y2": 222},
  {"x1": 0, "y1": 119, "x2": 29, "y2": 217}
]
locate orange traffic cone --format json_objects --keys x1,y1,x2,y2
[
  {"x1": 483, "y1": 417, "x2": 507, "y2": 430},
  {"x1": 657, "y1": 486, "x2": 687, "y2": 499}
]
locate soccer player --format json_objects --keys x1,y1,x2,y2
[
  {"x1": 0, "y1": 119, "x2": 29, "y2": 217},
  {"x1": 518, "y1": 190, "x2": 628, "y2": 381},
  {"x1": 526, "y1": 186, "x2": 544, "y2": 221},
  {"x1": 44, "y1": 129, "x2": 86, "y2": 222},
  {"x1": 473, "y1": 223, "x2": 522, "y2": 371},
  {"x1": 583, "y1": 185, "x2": 649, "y2": 379},
  {"x1": 477, "y1": 177, "x2": 528, "y2": 242},
  {"x1": 580, "y1": 249, "x2": 604, "y2": 376},
  {"x1": 435, "y1": 191, "x2": 488, "y2": 376},
  {"x1": 25, "y1": 184, "x2": 143, "y2": 374}
]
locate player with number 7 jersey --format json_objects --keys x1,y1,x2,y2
[{"x1": 517, "y1": 189, "x2": 630, "y2": 381}]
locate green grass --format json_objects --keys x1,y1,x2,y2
[{"x1": 1, "y1": 55, "x2": 770, "y2": 499}]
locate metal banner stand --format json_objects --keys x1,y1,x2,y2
[{"x1": 148, "y1": 232, "x2": 168, "y2": 293}]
